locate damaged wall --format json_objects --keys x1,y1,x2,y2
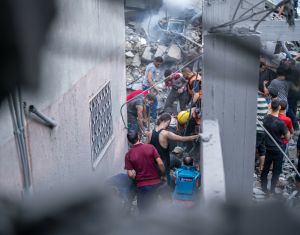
[{"x1": 0, "y1": 0, "x2": 126, "y2": 198}]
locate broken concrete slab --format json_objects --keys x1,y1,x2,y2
[
  {"x1": 125, "y1": 51, "x2": 135, "y2": 58},
  {"x1": 165, "y1": 44, "x2": 182, "y2": 62},
  {"x1": 141, "y1": 46, "x2": 153, "y2": 61},
  {"x1": 126, "y1": 58, "x2": 133, "y2": 66},
  {"x1": 132, "y1": 53, "x2": 141, "y2": 67},
  {"x1": 126, "y1": 41, "x2": 133, "y2": 51},
  {"x1": 154, "y1": 45, "x2": 168, "y2": 58}
]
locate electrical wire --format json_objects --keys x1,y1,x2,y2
[
  {"x1": 120, "y1": 53, "x2": 203, "y2": 129},
  {"x1": 209, "y1": 0, "x2": 291, "y2": 32},
  {"x1": 257, "y1": 119, "x2": 300, "y2": 178}
]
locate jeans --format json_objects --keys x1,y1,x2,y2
[
  {"x1": 261, "y1": 149, "x2": 284, "y2": 192},
  {"x1": 142, "y1": 85, "x2": 158, "y2": 120},
  {"x1": 137, "y1": 183, "x2": 161, "y2": 213},
  {"x1": 127, "y1": 121, "x2": 139, "y2": 132}
]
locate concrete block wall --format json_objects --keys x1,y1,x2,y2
[{"x1": 0, "y1": 0, "x2": 126, "y2": 198}]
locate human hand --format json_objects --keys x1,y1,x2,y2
[{"x1": 161, "y1": 176, "x2": 167, "y2": 182}]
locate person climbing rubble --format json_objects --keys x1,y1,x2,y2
[
  {"x1": 127, "y1": 92, "x2": 156, "y2": 132},
  {"x1": 182, "y1": 67, "x2": 202, "y2": 109},
  {"x1": 163, "y1": 68, "x2": 189, "y2": 114},
  {"x1": 142, "y1": 56, "x2": 164, "y2": 121}
]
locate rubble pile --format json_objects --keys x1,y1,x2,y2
[
  {"x1": 253, "y1": 141, "x2": 300, "y2": 206},
  {"x1": 125, "y1": 11, "x2": 202, "y2": 90}
]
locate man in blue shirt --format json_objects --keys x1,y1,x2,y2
[{"x1": 142, "y1": 56, "x2": 163, "y2": 121}]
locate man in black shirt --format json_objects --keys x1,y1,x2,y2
[{"x1": 261, "y1": 99, "x2": 290, "y2": 193}]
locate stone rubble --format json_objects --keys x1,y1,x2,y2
[{"x1": 125, "y1": 11, "x2": 202, "y2": 90}]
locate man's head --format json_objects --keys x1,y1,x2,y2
[
  {"x1": 259, "y1": 62, "x2": 267, "y2": 72},
  {"x1": 172, "y1": 146, "x2": 184, "y2": 158},
  {"x1": 127, "y1": 130, "x2": 139, "y2": 145},
  {"x1": 144, "y1": 93, "x2": 156, "y2": 106},
  {"x1": 153, "y1": 56, "x2": 163, "y2": 68},
  {"x1": 268, "y1": 87, "x2": 278, "y2": 99},
  {"x1": 270, "y1": 99, "x2": 281, "y2": 112},
  {"x1": 279, "y1": 99, "x2": 288, "y2": 111},
  {"x1": 164, "y1": 69, "x2": 172, "y2": 79},
  {"x1": 182, "y1": 67, "x2": 193, "y2": 78},
  {"x1": 157, "y1": 113, "x2": 172, "y2": 128},
  {"x1": 276, "y1": 65, "x2": 286, "y2": 78},
  {"x1": 183, "y1": 156, "x2": 194, "y2": 166}
]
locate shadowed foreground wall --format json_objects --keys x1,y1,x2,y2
[{"x1": 0, "y1": 0, "x2": 126, "y2": 197}]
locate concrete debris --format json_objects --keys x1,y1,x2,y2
[
  {"x1": 125, "y1": 9, "x2": 203, "y2": 89},
  {"x1": 165, "y1": 44, "x2": 182, "y2": 62},
  {"x1": 132, "y1": 53, "x2": 141, "y2": 67},
  {"x1": 154, "y1": 45, "x2": 168, "y2": 58},
  {"x1": 125, "y1": 51, "x2": 135, "y2": 58},
  {"x1": 141, "y1": 46, "x2": 154, "y2": 61},
  {"x1": 253, "y1": 144, "x2": 300, "y2": 204},
  {"x1": 126, "y1": 58, "x2": 133, "y2": 66}
]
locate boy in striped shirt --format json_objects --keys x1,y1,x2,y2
[{"x1": 256, "y1": 91, "x2": 269, "y2": 174}]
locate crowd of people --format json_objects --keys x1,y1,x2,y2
[
  {"x1": 121, "y1": 54, "x2": 300, "y2": 214},
  {"x1": 124, "y1": 56, "x2": 203, "y2": 213},
  {"x1": 257, "y1": 57, "x2": 300, "y2": 195}
]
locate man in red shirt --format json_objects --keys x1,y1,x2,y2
[
  {"x1": 278, "y1": 100, "x2": 294, "y2": 149},
  {"x1": 125, "y1": 130, "x2": 166, "y2": 213}
]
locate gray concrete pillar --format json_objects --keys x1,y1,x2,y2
[{"x1": 202, "y1": 34, "x2": 260, "y2": 200}]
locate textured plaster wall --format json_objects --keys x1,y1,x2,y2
[{"x1": 0, "y1": 0, "x2": 126, "y2": 197}]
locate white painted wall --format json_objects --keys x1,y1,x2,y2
[{"x1": 0, "y1": 0, "x2": 126, "y2": 198}]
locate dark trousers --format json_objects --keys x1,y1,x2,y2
[
  {"x1": 261, "y1": 149, "x2": 284, "y2": 192},
  {"x1": 164, "y1": 89, "x2": 188, "y2": 114},
  {"x1": 137, "y1": 183, "x2": 161, "y2": 213},
  {"x1": 287, "y1": 96, "x2": 299, "y2": 130},
  {"x1": 142, "y1": 85, "x2": 158, "y2": 120}
]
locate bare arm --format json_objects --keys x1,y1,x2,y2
[
  {"x1": 127, "y1": 170, "x2": 136, "y2": 179},
  {"x1": 192, "y1": 93, "x2": 200, "y2": 103},
  {"x1": 166, "y1": 131, "x2": 199, "y2": 142},
  {"x1": 285, "y1": 130, "x2": 291, "y2": 141},
  {"x1": 144, "y1": 131, "x2": 152, "y2": 144},
  {"x1": 263, "y1": 80, "x2": 269, "y2": 95},
  {"x1": 156, "y1": 157, "x2": 166, "y2": 176},
  {"x1": 136, "y1": 105, "x2": 145, "y2": 131},
  {"x1": 147, "y1": 71, "x2": 155, "y2": 87}
]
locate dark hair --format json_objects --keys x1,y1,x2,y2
[
  {"x1": 271, "y1": 99, "x2": 281, "y2": 111},
  {"x1": 164, "y1": 69, "x2": 172, "y2": 78},
  {"x1": 268, "y1": 87, "x2": 278, "y2": 98},
  {"x1": 279, "y1": 99, "x2": 287, "y2": 110},
  {"x1": 145, "y1": 93, "x2": 155, "y2": 101},
  {"x1": 157, "y1": 113, "x2": 172, "y2": 125},
  {"x1": 127, "y1": 130, "x2": 139, "y2": 144},
  {"x1": 276, "y1": 65, "x2": 286, "y2": 76},
  {"x1": 260, "y1": 62, "x2": 266, "y2": 68},
  {"x1": 154, "y1": 56, "x2": 163, "y2": 63},
  {"x1": 183, "y1": 156, "x2": 194, "y2": 166}
]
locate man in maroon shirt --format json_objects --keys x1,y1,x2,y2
[{"x1": 125, "y1": 130, "x2": 166, "y2": 212}]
